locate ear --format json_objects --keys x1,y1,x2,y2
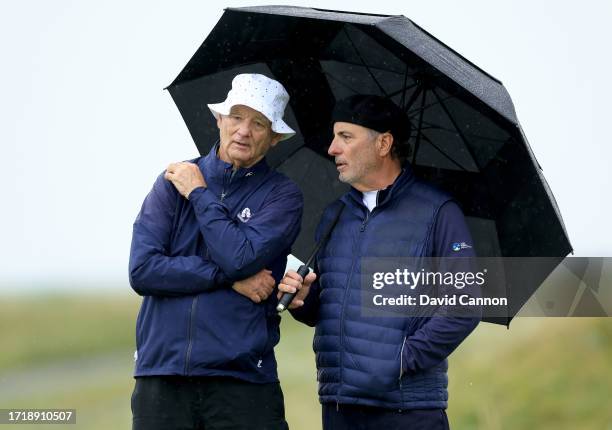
[
  {"x1": 216, "y1": 115, "x2": 223, "y2": 129},
  {"x1": 377, "y1": 132, "x2": 394, "y2": 157},
  {"x1": 269, "y1": 132, "x2": 283, "y2": 148}
]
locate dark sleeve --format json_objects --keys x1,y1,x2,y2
[
  {"x1": 430, "y1": 200, "x2": 476, "y2": 258},
  {"x1": 188, "y1": 179, "x2": 303, "y2": 280},
  {"x1": 288, "y1": 276, "x2": 321, "y2": 327},
  {"x1": 402, "y1": 201, "x2": 481, "y2": 374},
  {"x1": 128, "y1": 173, "x2": 231, "y2": 297}
]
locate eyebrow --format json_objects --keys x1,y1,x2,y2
[{"x1": 229, "y1": 108, "x2": 270, "y2": 125}]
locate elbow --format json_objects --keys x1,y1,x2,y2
[
  {"x1": 129, "y1": 272, "x2": 146, "y2": 296},
  {"x1": 208, "y1": 237, "x2": 282, "y2": 280},
  {"x1": 216, "y1": 247, "x2": 268, "y2": 280},
  {"x1": 129, "y1": 263, "x2": 151, "y2": 296},
  {"x1": 466, "y1": 313, "x2": 481, "y2": 335},
  {"x1": 472, "y1": 315, "x2": 481, "y2": 331},
  {"x1": 220, "y1": 264, "x2": 253, "y2": 282}
]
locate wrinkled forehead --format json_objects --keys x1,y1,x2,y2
[{"x1": 229, "y1": 104, "x2": 272, "y2": 125}]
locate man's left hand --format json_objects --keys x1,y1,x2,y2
[{"x1": 164, "y1": 162, "x2": 207, "y2": 199}]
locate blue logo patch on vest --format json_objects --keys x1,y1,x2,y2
[{"x1": 452, "y1": 242, "x2": 472, "y2": 251}]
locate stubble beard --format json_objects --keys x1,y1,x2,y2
[{"x1": 338, "y1": 158, "x2": 378, "y2": 186}]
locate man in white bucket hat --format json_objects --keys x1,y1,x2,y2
[{"x1": 129, "y1": 74, "x2": 302, "y2": 430}]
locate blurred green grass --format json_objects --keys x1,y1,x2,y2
[
  {"x1": 0, "y1": 294, "x2": 611, "y2": 429},
  {"x1": 0, "y1": 295, "x2": 137, "y2": 370}
]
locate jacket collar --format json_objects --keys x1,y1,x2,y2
[
  {"x1": 197, "y1": 142, "x2": 270, "y2": 186},
  {"x1": 342, "y1": 164, "x2": 415, "y2": 211}
]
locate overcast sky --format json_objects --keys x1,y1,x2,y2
[{"x1": 1, "y1": 0, "x2": 610, "y2": 292}]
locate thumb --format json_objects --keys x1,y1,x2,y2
[{"x1": 304, "y1": 272, "x2": 317, "y2": 286}]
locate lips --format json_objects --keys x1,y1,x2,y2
[
  {"x1": 335, "y1": 160, "x2": 347, "y2": 171},
  {"x1": 232, "y1": 141, "x2": 250, "y2": 150}
]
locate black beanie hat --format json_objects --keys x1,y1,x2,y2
[{"x1": 331, "y1": 94, "x2": 411, "y2": 143}]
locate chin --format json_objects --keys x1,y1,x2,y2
[
  {"x1": 338, "y1": 173, "x2": 351, "y2": 184},
  {"x1": 229, "y1": 149, "x2": 250, "y2": 160}
]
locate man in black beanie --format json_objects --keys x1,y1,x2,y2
[{"x1": 279, "y1": 95, "x2": 480, "y2": 429}]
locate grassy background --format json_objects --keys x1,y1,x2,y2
[{"x1": 0, "y1": 293, "x2": 611, "y2": 429}]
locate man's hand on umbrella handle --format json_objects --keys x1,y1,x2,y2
[
  {"x1": 164, "y1": 162, "x2": 207, "y2": 199},
  {"x1": 277, "y1": 270, "x2": 317, "y2": 309},
  {"x1": 232, "y1": 269, "x2": 275, "y2": 303}
]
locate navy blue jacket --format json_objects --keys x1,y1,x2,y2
[
  {"x1": 129, "y1": 145, "x2": 303, "y2": 383},
  {"x1": 291, "y1": 167, "x2": 480, "y2": 409}
]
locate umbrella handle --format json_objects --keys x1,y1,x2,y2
[{"x1": 276, "y1": 265, "x2": 310, "y2": 313}]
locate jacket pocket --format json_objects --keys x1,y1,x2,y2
[{"x1": 193, "y1": 289, "x2": 269, "y2": 370}]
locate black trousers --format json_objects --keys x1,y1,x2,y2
[
  {"x1": 131, "y1": 376, "x2": 288, "y2": 430},
  {"x1": 322, "y1": 403, "x2": 450, "y2": 430}
]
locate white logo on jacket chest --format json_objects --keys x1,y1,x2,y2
[{"x1": 238, "y1": 207, "x2": 252, "y2": 222}]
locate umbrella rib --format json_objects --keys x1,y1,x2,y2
[
  {"x1": 406, "y1": 94, "x2": 455, "y2": 117},
  {"x1": 418, "y1": 121, "x2": 510, "y2": 143},
  {"x1": 400, "y1": 66, "x2": 409, "y2": 109},
  {"x1": 431, "y1": 88, "x2": 481, "y2": 169},
  {"x1": 412, "y1": 88, "x2": 428, "y2": 165},
  {"x1": 388, "y1": 81, "x2": 419, "y2": 101},
  {"x1": 419, "y1": 131, "x2": 470, "y2": 171},
  {"x1": 401, "y1": 83, "x2": 424, "y2": 114},
  {"x1": 322, "y1": 69, "x2": 418, "y2": 99},
  {"x1": 323, "y1": 70, "x2": 363, "y2": 95},
  {"x1": 342, "y1": 26, "x2": 388, "y2": 97},
  {"x1": 322, "y1": 59, "x2": 409, "y2": 74}
]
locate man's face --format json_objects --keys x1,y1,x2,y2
[
  {"x1": 217, "y1": 104, "x2": 281, "y2": 169},
  {"x1": 328, "y1": 121, "x2": 381, "y2": 191}
]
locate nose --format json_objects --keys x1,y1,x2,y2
[
  {"x1": 236, "y1": 120, "x2": 252, "y2": 137},
  {"x1": 328, "y1": 136, "x2": 341, "y2": 156}
]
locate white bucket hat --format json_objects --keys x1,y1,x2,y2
[{"x1": 207, "y1": 73, "x2": 296, "y2": 141}]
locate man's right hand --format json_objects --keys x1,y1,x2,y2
[
  {"x1": 277, "y1": 270, "x2": 317, "y2": 309},
  {"x1": 232, "y1": 269, "x2": 276, "y2": 303}
]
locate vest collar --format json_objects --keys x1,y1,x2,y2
[
  {"x1": 197, "y1": 142, "x2": 270, "y2": 185},
  {"x1": 342, "y1": 165, "x2": 415, "y2": 210}
]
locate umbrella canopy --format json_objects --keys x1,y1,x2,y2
[{"x1": 166, "y1": 6, "x2": 572, "y2": 324}]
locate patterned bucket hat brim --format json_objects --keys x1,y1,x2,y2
[{"x1": 207, "y1": 73, "x2": 296, "y2": 141}]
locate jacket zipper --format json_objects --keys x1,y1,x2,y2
[
  {"x1": 184, "y1": 296, "x2": 198, "y2": 374},
  {"x1": 220, "y1": 168, "x2": 237, "y2": 202},
  {"x1": 337, "y1": 208, "x2": 374, "y2": 407},
  {"x1": 190, "y1": 168, "x2": 236, "y2": 372},
  {"x1": 399, "y1": 334, "x2": 407, "y2": 383},
  {"x1": 399, "y1": 334, "x2": 407, "y2": 408},
  {"x1": 360, "y1": 210, "x2": 371, "y2": 232},
  {"x1": 220, "y1": 168, "x2": 229, "y2": 201}
]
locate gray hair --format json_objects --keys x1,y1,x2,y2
[
  {"x1": 366, "y1": 129, "x2": 412, "y2": 165},
  {"x1": 367, "y1": 129, "x2": 381, "y2": 141}
]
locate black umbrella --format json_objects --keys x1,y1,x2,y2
[{"x1": 166, "y1": 6, "x2": 572, "y2": 324}]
